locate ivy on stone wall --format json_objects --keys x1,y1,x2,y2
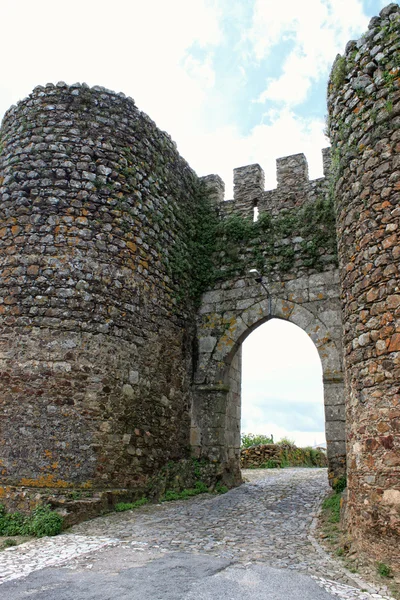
[
  {"x1": 89, "y1": 139, "x2": 219, "y2": 309},
  {"x1": 214, "y1": 195, "x2": 338, "y2": 280},
  {"x1": 158, "y1": 179, "x2": 219, "y2": 307},
  {"x1": 163, "y1": 189, "x2": 339, "y2": 303}
]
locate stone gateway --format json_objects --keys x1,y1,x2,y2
[{"x1": 0, "y1": 3, "x2": 398, "y2": 571}]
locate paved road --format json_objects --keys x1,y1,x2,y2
[{"x1": 0, "y1": 469, "x2": 395, "y2": 600}]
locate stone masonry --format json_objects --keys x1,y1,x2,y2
[
  {"x1": 0, "y1": 83, "x2": 202, "y2": 508},
  {"x1": 192, "y1": 152, "x2": 345, "y2": 487},
  {"x1": 327, "y1": 3, "x2": 400, "y2": 569},
  {"x1": 0, "y1": 2, "x2": 398, "y2": 572}
]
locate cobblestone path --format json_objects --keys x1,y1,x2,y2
[{"x1": 0, "y1": 469, "x2": 395, "y2": 599}]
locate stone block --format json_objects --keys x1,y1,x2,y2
[
  {"x1": 326, "y1": 440, "x2": 347, "y2": 460},
  {"x1": 241, "y1": 301, "x2": 269, "y2": 327},
  {"x1": 324, "y1": 382, "x2": 345, "y2": 406},
  {"x1": 289, "y1": 304, "x2": 314, "y2": 330},
  {"x1": 325, "y1": 421, "x2": 346, "y2": 443},
  {"x1": 319, "y1": 309, "x2": 342, "y2": 328},
  {"x1": 202, "y1": 289, "x2": 224, "y2": 304},
  {"x1": 325, "y1": 404, "x2": 346, "y2": 421},
  {"x1": 198, "y1": 336, "x2": 217, "y2": 354}
]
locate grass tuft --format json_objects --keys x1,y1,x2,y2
[
  {"x1": 322, "y1": 492, "x2": 341, "y2": 523},
  {"x1": 114, "y1": 498, "x2": 148, "y2": 512},
  {"x1": 377, "y1": 562, "x2": 392, "y2": 578}
]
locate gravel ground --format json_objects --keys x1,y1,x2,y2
[{"x1": 0, "y1": 468, "x2": 395, "y2": 599}]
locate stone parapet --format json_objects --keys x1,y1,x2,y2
[{"x1": 216, "y1": 149, "x2": 331, "y2": 218}]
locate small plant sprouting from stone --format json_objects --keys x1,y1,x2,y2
[
  {"x1": 277, "y1": 436, "x2": 296, "y2": 447},
  {"x1": 377, "y1": 562, "x2": 392, "y2": 578},
  {"x1": 385, "y1": 100, "x2": 393, "y2": 113},
  {"x1": 161, "y1": 481, "x2": 209, "y2": 502},
  {"x1": 331, "y1": 55, "x2": 347, "y2": 89},
  {"x1": 215, "y1": 483, "x2": 228, "y2": 494},
  {"x1": 322, "y1": 492, "x2": 341, "y2": 524},
  {"x1": 332, "y1": 476, "x2": 347, "y2": 494},
  {"x1": 68, "y1": 490, "x2": 82, "y2": 500},
  {"x1": 261, "y1": 459, "x2": 280, "y2": 469},
  {"x1": 113, "y1": 480, "x2": 228, "y2": 512}
]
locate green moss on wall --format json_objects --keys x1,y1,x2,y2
[{"x1": 214, "y1": 196, "x2": 337, "y2": 280}]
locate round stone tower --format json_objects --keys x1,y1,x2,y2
[
  {"x1": 0, "y1": 83, "x2": 201, "y2": 506},
  {"x1": 328, "y1": 4, "x2": 400, "y2": 565}
]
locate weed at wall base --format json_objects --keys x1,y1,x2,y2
[{"x1": 0, "y1": 504, "x2": 63, "y2": 537}]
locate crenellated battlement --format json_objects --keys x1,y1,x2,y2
[
  {"x1": 201, "y1": 148, "x2": 330, "y2": 220},
  {"x1": 233, "y1": 163, "x2": 265, "y2": 218},
  {"x1": 0, "y1": 3, "x2": 398, "y2": 567},
  {"x1": 276, "y1": 153, "x2": 309, "y2": 187}
]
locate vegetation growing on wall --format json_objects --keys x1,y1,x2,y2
[
  {"x1": 162, "y1": 184, "x2": 338, "y2": 308},
  {"x1": 327, "y1": 9, "x2": 400, "y2": 176},
  {"x1": 166, "y1": 181, "x2": 219, "y2": 306},
  {"x1": 241, "y1": 433, "x2": 274, "y2": 448},
  {"x1": 214, "y1": 195, "x2": 337, "y2": 279},
  {"x1": 330, "y1": 55, "x2": 347, "y2": 90},
  {"x1": 241, "y1": 440, "x2": 327, "y2": 469}
]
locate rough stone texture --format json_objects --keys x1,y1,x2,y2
[
  {"x1": 0, "y1": 10, "x2": 397, "y2": 567},
  {"x1": 193, "y1": 155, "x2": 345, "y2": 486},
  {"x1": 0, "y1": 83, "x2": 202, "y2": 504},
  {"x1": 0, "y1": 82, "x2": 347, "y2": 515},
  {"x1": 0, "y1": 82, "x2": 344, "y2": 513},
  {"x1": 233, "y1": 163, "x2": 265, "y2": 219},
  {"x1": 327, "y1": 3, "x2": 400, "y2": 569},
  {"x1": 0, "y1": 84, "x2": 345, "y2": 522}
]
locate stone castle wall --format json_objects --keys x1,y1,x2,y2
[
  {"x1": 0, "y1": 83, "x2": 203, "y2": 501},
  {"x1": 193, "y1": 155, "x2": 345, "y2": 486},
  {"x1": 0, "y1": 3, "x2": 398, "y2": 569},
  {"x1": 328, "y1": 3, "x2": 400, "y2": 567}
]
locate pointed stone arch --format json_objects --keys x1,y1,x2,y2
[{"x1": 192, "y1": 286, "x2": 345, "y2": 486}]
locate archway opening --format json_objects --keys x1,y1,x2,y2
[
  {"x1": 240, "y1": 318, "x2": 325, "y2": 450},
  {"x1": 192, "y1": 297, "x2": 345, "y2": 485}
]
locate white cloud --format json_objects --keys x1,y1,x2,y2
[
  {"x1": 249, "y1": 0, "x2": 370, "y2": 107},
  {"x1": 240, "y1": 319, "x2": 325, "y2": 447},
  {"x1": 257, "y1": 50, "x2": 326, "y2": 105},
  {"x1": 177, "y1": 107, "x2": 328, "y2": 195},
  {"x1": 183, "y1": 54, "x2": 216, "y2": 90},
  {"x1": 0, "y1": 0, "x2": 222, "y2": 132}
]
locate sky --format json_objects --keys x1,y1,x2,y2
[
  {"x1": 241, "y1": 319, "x2": 325, "y2": 447},
  {"x1": 0, "y1": 0, "x2": 393, "y2": 446}
]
